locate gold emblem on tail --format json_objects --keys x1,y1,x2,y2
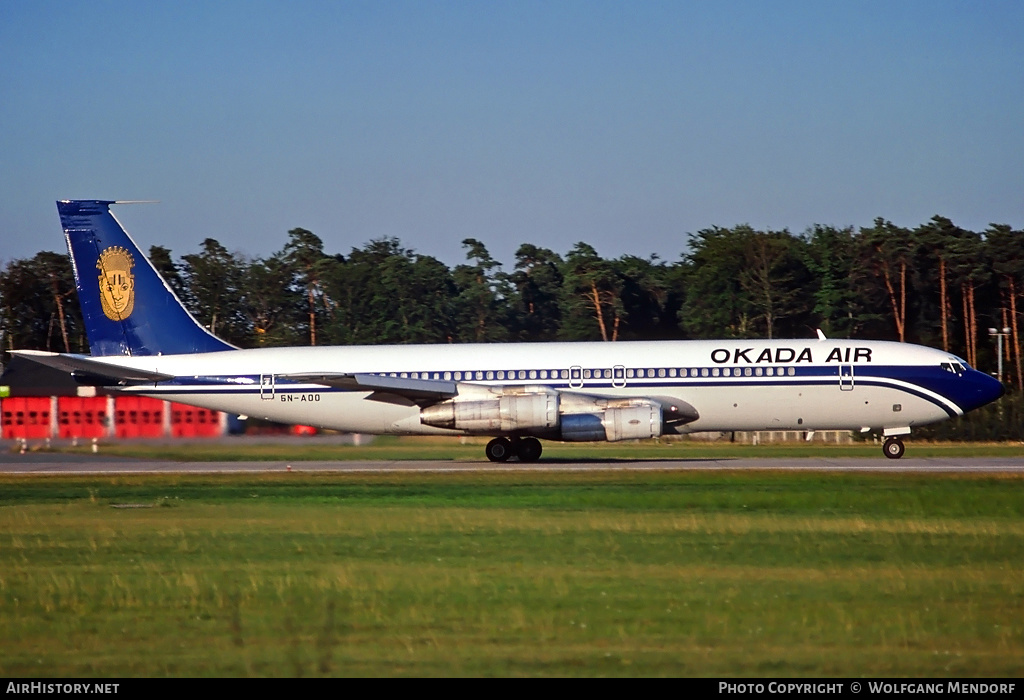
[{"x1": 97, "y1": 247, "x2": 135, "y2": 320}]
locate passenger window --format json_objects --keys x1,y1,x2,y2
[
  {"x1": 701, "y1": 368, "x2": 709, "y2": 377},
  {"x1": 486, "y1": 371, "x2": 494, "y2": 380},
  {"x1": 658, "y1": 369, "x2": 666, "y2": 378},
  {"x1": 529, "y1": 370, "x2": 537, "y2": 379},
  {"x1": 626, "y1": 369, "x2": 634, "y2": 378},
  {"x1": 712, "y1": 368, "x2": 719, "y2": 377},
  {"x1": 669, "y1": 368, "x2": 677, "y2": 377},
  {"x1": 755, "y1": 368, "x2": 763, "y2": 376},
  {"x1": 723, "y1": 368, "x2": 730, "y2": 377},
  {"x1": 560, "y1": 370, "x2": 569, "y2": 379},
  {"x1": 583, "y1": 369, "x2": 592, "y2": 379},
  {"x1": 788, "y1": 367, "x2": 795, "y2": 376}
]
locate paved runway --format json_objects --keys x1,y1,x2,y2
[{"x1": 2, "y1": 446, "x2": 1023, "y2": 474}]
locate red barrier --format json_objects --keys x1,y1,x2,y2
[
  {"x1": 1, "y1": 397, "x2": 52, "y2": 439},
  {"x1": 170, "y1": 403, "x2": 222, "y2": 437},
  {"x1": 113, "y1": 396, "x2": 165, "y2": 438},
  {"x1": 2, "y1": 395, "x2": 224, "y2": 440},
  {"x1": 57, "y1": 397, "x2": 108, "y2": 439}
]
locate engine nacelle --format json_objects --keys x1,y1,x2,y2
[
  {"x1": 560, "y1": 402, "x2": 663, "y2": 442},
  {"x1": 604, "y1": 403, "x2": 663, "y2": 441},
  {"x1": 420, "y1": 392, "x2": 560, "y2": 432},
  {"x1": 559, "y1": 413, "x2": 606, "y2": 441}
]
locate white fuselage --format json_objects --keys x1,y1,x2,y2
[{"x1": 86, "y1": 339, "x2": 973, "y2": 437}]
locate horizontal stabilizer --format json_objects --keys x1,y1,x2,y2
[{"x1": 10, "y1": 350, "x2": 174, "y2": 384}]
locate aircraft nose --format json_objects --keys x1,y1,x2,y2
[
  {"x1": 990, "y1": 374, "x2": 1007, "y2": 402},
  {"x1": 963, "y1": 370, "x2": 1005, "y2": 412}
]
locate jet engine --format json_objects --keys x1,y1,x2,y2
[
  {"x1": 418, "y1": 380, "x2": 699, "y2": 444},
  {"x1": 420, "y1": 392, "x2": 560, "y2": 432},
  {"x1": 559, "y1": 401, "x2": 663, "y2": 442}
]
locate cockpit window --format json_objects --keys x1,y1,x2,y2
[{"x1": 941, "y1": 360, "x2": 966, "y2": 374}]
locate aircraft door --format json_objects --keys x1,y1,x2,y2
[
  {"x1": 613, "y1": 365, "x2": 626, "y2": 388},
  {"x1": 839, "y1": 364, "x2": 854, "y2": 391},
  {"x1": 569, "y1": 366, "x2": 583, "y2": 389},
  {"x1": 260, "y1": 373, "x2": 275, "y2": 400}
]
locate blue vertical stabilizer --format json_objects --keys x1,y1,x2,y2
[{"x1": 57, "y1": 200, "x2": 235, "y2": 356}]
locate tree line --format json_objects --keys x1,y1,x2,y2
[{"x1": 3, "y1": 215, "x2": 1023, "y2": 438}]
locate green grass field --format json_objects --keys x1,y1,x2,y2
[{"x1": 0, "y1": 470, "x2": 1022, "y2": 677}]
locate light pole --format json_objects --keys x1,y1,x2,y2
[{"x1": 988, "y1": 327, "x2": 1010, "y2": 383}]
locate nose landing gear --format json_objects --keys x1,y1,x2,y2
[{"x1": 883, "y1": 437, "x2": 905, "y2": 459}]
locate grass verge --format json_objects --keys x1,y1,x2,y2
[{"x1": 0, "y1": 471, "x2": 1021, "y2": 676}]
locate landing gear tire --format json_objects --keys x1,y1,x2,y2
[
  {"x1": 883, "y1": 438, "x2": 905, "y2": 460},
  {"x1": 485, "y1": 437, "x2": 513, "y2": 462},
  {"x1": 515, "y1": 437, "x2": 543, "y2": 462}
]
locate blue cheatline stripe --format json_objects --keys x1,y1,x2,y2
[
  {"x1": 127, "y1": 369, "x2": 965, "y2": 418},
  {"x1": 157, "y1": 365, "x2": 925, "y2": 382}
]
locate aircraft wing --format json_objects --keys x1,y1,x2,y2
[
  {"x1": 9, "y1": 350, "x2": 174, "y2": 384},
  {"x1": 281, "y1": 372, "x2": 459, "y2": 406},
  {"x1": 284, "y1": 372, "x2": 701, "y2": 420}
]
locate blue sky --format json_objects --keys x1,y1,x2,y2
[{"x1": 2, "y1": 0, "x2": 1022, "y2": 269}]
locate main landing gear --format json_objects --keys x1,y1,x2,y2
[
  {"x1": 485, "y1": 436, "x2": 543, "y2": 463},
  {"x1": 883, "y1": 437, "x2": 905, "y2": 460}
]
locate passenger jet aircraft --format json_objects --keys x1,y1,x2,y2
[{"x1": 12, "y1": 200, "x2": 1005, "y2": 461}]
